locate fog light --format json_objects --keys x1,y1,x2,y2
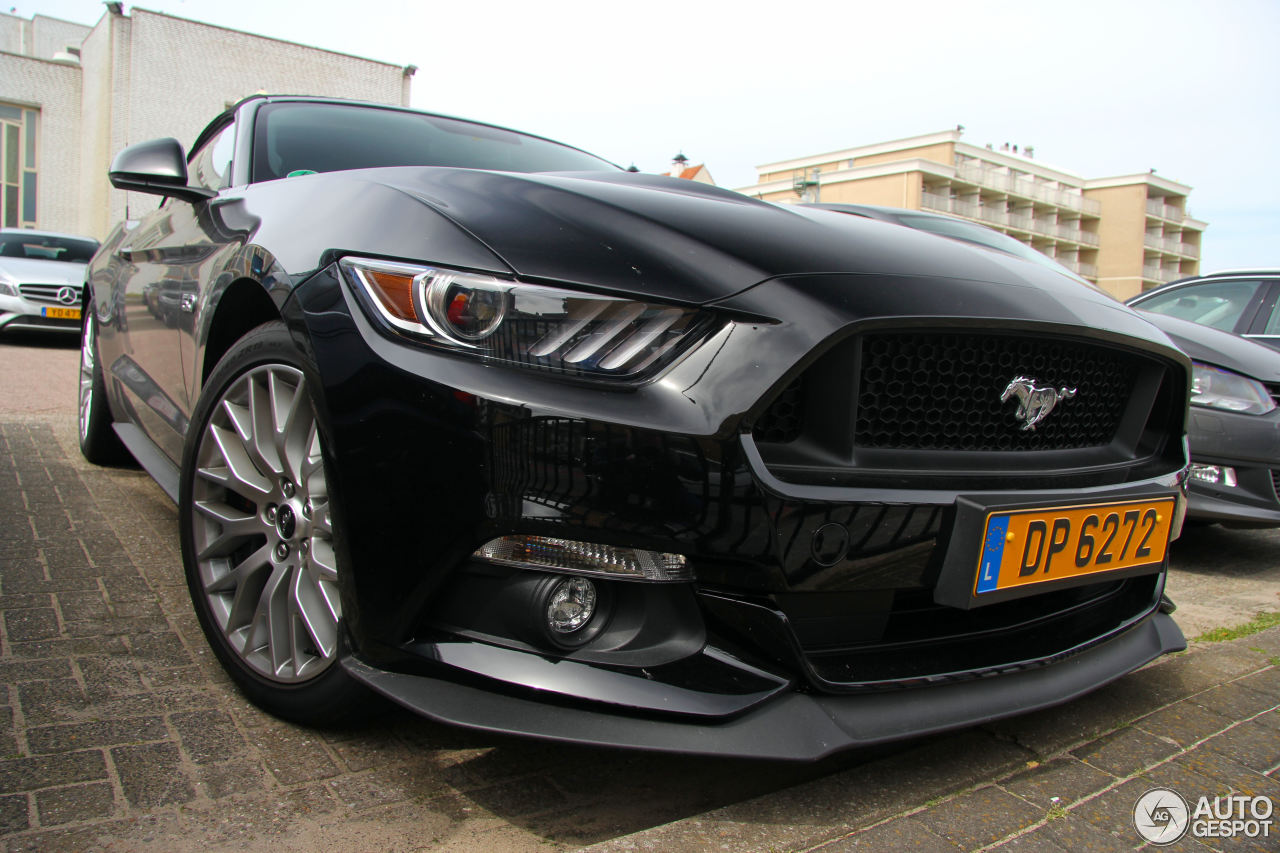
[
  {"x1": 546, "y1": 576, "x2": 597, "y2": 634},
  {"x1": 474, "y1": 535, "x2": 691, "y2": 581},
  {"x1": 1188, "y1": 463, "x2": 1237, "y2": 487}
]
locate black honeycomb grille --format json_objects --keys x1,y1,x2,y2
[
  {"x1": 854, "y1": 332, "x2": 1140, "y2": 451},
  {"x1": 1271, "y1": 469, "x2": 1280, "y2": 502},
  {"x1": 753, "y1": 377, "x2": 805, "y2": 444}
]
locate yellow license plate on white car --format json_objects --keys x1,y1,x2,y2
[
  {"x1": 974, "y1": 498, "x2": 1175, "y2": 595},
  {"x1": 41, "y1": 306, "x2": 81, "y2": 320}
]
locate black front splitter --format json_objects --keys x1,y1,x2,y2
[{"x1": 342, "y1": 613, "x2": 1186, "y2": 761}]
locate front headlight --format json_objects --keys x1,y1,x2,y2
[
  {"x1": 1190, "y1": 362, "x2": 1276, "y2": 415},
  {"x1": 0, "y1": 273, "x2": 17, "y2": 297},
  {"x1": 341, "y1": 258, "x2": 711, "y2": 379}
]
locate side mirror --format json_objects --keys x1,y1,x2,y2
[{"x1": 108, "y1": 138, "x2": 216, "y2": 202}]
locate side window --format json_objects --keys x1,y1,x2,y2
[
  {"x1": 1261, "y1": 289, "x2": 1280, "y2": 335},
  {"x1": 1136, "y1": 280, "x2": 1264, "y2": 332},
  {"x1": 189, "y1": 122, "x2": 236, "y2": 192}
]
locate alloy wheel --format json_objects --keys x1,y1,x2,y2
[
  {"x1": 78, "y1": 313, "x2": 95, "y2": 444},
  {"x1": 190, "y1": 364, "x2": 340, "y2": 683}
]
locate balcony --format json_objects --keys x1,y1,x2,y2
[
  {"x1": 1064, "y1": 259, "x2": 1098, "y2": 278},
  {"x1": 977, "y1": 207, "x2": 1009, "y2": 228},
  {"x1": 1143, "y1": 265, "x2": 1182, "y2": 284},
  {"x1": 919, "y1": 195, "x2": 1101, "y2": 248},
  {"x1": 954, "y1": 163, "x2": 1101, "y2": 215},
  {"x1": 1048, "y1": 225, "x2": 1100, "y2": 247},
  {"x1": 1059, "y1": 220, "x2": 1090, "y2": 240},
  {"x1": 1142, "y1": 233, "x2": 1199, "y2": 257},
  {"x1": 1080, "y1": 195, "x2": 1101, "y2": 216},
  {"x1": 1034, "y1": 219, "x2": 1062, "y2": 238},
  {"x1": 1145, "y1": 200, "x2": 1187, "y2": 222},
  {"x1": 921, "y1": 192, "x2": 952, "y2": 213}
]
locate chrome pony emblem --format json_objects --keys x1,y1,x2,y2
[
  {"x1": 1000, "y1": 375, "x2": 1077, "y2": 431},
  {"x1": 57, "y1": 286, "x2": 78, "y2": 305}
]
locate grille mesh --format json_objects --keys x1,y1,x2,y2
[
  {"x1": 854, "y1": 332, "x2": 1140, "y2": 451},
  {"x1": 1272, "y1": 469, "x2": 1280, "y2": 502},
  {"x1": 753, "y1": 378, "x2": 804, "y2": 444}
]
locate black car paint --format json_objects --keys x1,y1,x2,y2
[{"x1": 87, "y1": 96, "x2": 1193, "y2": 759}]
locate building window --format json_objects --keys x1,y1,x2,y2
[{"x1": 0, "y1": 103, "x2": 38, "y2": 228}]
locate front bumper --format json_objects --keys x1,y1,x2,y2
[
  {"x1": 345, "y1": 612, "x2": 1185, "y2": 760},
  {"x1": 283, "y1": 262, "x2": 1191, "y2": 759},
  {"x1": 1185, "y1": 406, "x2": 1280, "y2": 527},
  {"x1": 0, "y1": 293, "x2": 82, "y2": 331}
]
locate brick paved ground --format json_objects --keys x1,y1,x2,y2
[
  {"x1": 589, "y1": 636, "x2": 1280, "y2": 852},
  {"x1": 0, "y1": 417, "x2": 845, "y2": 852}
]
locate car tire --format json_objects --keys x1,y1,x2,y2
[
  {"x1": 78, "y1": 302, "x2": 130, "y2": 465},
  {"x1": 179, "y1": 320, "x2": 371, "y2": 725}
]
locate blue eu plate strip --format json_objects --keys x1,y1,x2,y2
[{"x1": 976, "y1": 515, "x2": 1009, "y2": 594}]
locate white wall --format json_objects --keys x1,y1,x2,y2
[
  {"x1": 0, "y1": 53, "x2": 83, "y2": 235},
  {"x1": 31, "y1": 15, "x2": 91, "y2": 60},
  {"x1": 77, "y1": 14, "x2": 117, "y2": 238},
  {"x1": 0, "y1": 12, "x2": 29, "y2": 55},
  {"x1": 126, "y1": 10, "x2": 408, "y2": 154},
  {"x1": 2, "y1": 8, "x2": 410, "y2": 239}
]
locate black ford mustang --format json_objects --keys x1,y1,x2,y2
[{"x1": 80, "y1": 96, "x2": 1192, "y2": 760}]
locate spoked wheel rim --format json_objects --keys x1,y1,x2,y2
[
  {"x1": 190, "y1": 364, "x2": 341, "y2": 683},
  {"x1": 78, "y1": 313, "x2": 95, "y2": 444}
]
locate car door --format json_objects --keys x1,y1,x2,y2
[{"x1": 105, "y1": 120, "x2": 237, "y2": 464}]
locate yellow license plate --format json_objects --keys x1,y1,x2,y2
[
  {"x1": 974, "y1": 498, "x2": 1175, "y2": 595},
  {"x1": 42, "y1": 306, "x2": 81, "y2": 320}
]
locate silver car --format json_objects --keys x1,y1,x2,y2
[{"x1": 0, "y1": 229, "x2": 99, "y2": 333}]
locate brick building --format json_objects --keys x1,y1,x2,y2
[{"x1": 0, "y1": 7, "x2": 414, "y2": 239}]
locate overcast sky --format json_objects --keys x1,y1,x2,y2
[{"x1": 18, "y1": 0, "x2": 1280, "y2": 271}]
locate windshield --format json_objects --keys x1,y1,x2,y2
[
  {"x1": 252, "y1": 102, "x2": 619, "y2": 182},
  {"x1": 0, "y1": 233, "x2": 99, "y2": 263}
]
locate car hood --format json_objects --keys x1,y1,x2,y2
[
  {"x1": 0, "y1": 257, "x2": 86, "y2": 286},
  {"x1": 236, "y1": 167, "x2": 1158, "y2": 340},
  {"x1": 317, "y1": 168, "x2": 1126, "y2": 307},
  {"x1": 1137, "y1": 310, "x2": 1280, "y2": 382},
  {"x1": 409, "y1": 169, "x2": 1121, "y2": 292}
]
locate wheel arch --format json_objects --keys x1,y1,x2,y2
[{"x1": 200, "y1": 277, "x2": 281, "y2": 388}]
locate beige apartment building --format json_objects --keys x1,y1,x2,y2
[{"x1": 736, "y1": 129, "x2": 1207, "y2": 300}]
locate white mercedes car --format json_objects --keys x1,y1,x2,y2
[{"x1": 0, "y1": 228, "x2": 99, "y2": 333}]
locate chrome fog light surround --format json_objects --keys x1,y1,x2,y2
[
  {"x1": 474, "y1": 535, "x2": 691, "y2": 581},
  {"x1": 1187, "y1": 463, "x2": 1237, "y2": 487},
  {"x1": 534, "y1": 573, "x2": 611, "y2": 649}
]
